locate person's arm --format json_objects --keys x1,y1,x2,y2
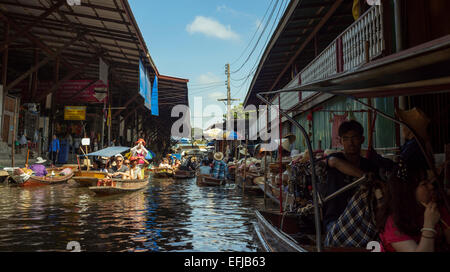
[
  {"x1": 391, "y1": 202, "x2": 440, "y2": 252},
  {"x1": 328, "y1": 156, "x2": 365, "y2": 178}
]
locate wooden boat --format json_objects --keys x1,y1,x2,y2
[
  {"x1": 73, "y1": 171, "x2": 109, "y2": 187},
  {"x1": 254, "y1": 210, "x2": 370, "y2": 252},
  {"x1": 196, "y1": 174, "x2": 225, "y2": 186},
  {"x1": 173, "y1": 169, "x2": 195, "y2": 179},
  {"x1": 236, "y1": 174, "x2": 264, "y2": 194},
  {"x1": 257, "y1": 182, "x2": 294, "y2": 207},
  {"x1": 89, "y1": 177, "x2": 149, "y2": 196},
  {"x1": 20, "y1": 168, "x2": 74, "y2": 187},
  {"x1": 151, "y1": 168, "x2": 174, "y2": 178}
]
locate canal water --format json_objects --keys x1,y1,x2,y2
[{"x1": 0, "y1": 177, "x2": 269, "y2": 252}]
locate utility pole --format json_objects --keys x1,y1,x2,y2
[
  {"x1": 218, "y1": 63, "x2": 239, "y2": 122},
  {"x1": 218, "y1": 63, "x2": 239, "y2": 156}
]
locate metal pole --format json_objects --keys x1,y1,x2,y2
[
  {"x1": 257, "y1": 93, "x2": 322, "y2": 252},
  {"x1": 323, "y1": 175, "x2": 367, "y2": 203}
]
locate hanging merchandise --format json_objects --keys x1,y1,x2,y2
[
  {"x1": 347, "y1": 103, "x2": 357, "y2": 121},
  {"x1": 331, "y1": 113, "x2": 349, "y2": 148}
]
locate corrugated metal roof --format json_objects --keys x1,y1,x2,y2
[
  {"x1": 0, "y1": 0, "x2": 188, "y2": 110},
  {"x1": 244, "y1": 0, "x2": 354, "y2": 107}
]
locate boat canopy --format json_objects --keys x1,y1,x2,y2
[{"x1": 84, "y1": 146, "x2": 130, "y2": 157}]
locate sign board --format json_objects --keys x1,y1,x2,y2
[
  {"x1": 64, "y1": 106, "x2": 86, "y2": 120},
  {"x1": 81, "y1": 138, "x2": 90, "y2": 146}
]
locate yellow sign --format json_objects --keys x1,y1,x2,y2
[{"x1": 64, "y1": 106, "x2": 86, "y2": 120}]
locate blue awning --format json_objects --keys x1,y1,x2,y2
[
  {"x1": 151, "y1": 75, "x2": 159, "y2": 116},
  {"x1": 84, "y1": 146, "x2": 130, "y2": 157}
]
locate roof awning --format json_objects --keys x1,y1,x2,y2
[{"x1": 85, "y1": 146, "x2": 130, "y2": 157}]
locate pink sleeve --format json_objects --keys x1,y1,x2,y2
[{"x1": 380, "y1": 216, "x2": 414, "y2": 246}]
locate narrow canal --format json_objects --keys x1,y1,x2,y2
[{"x1": 0, "y1": 178, "x2": 268, "y2": 252}]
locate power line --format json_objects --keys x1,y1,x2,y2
[
  {"x1": 232, "y1": 0, "x2": 288, "y2": 98},
  {"x1": 230, "y1": 0, "x2": 281, "y2": 75},
  {"x1": 230, "y1": 0, "x2": 275, "y2": 66}
]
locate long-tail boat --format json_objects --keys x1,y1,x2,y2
[
  {"x1": 19, "y1": 168, "x2": 74, "y2": 187},
  {"x1": 73, "y1": 171, "x2": 109, "y2": 187},
  {"x1": 88, "y1": 177, "x2": 149, "y2": 196},
  {"x1": 72, "y1": 146, "x2": 131, "y2": 187},
  {"x1": 151, "y1": 167, "x2": 174, "y2": 178},
  {"x1": 196, "y1": 174, "x2": 225, "y2": 186},
  {"x1": 173, "y1": 169, "x2": 195, "y2": 179}
]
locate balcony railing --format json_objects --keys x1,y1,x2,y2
[{"x1": 297, "y1": 5, "x2": 385, "y2": 88}]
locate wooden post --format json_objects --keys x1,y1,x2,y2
[
  {"x1": 264, "y1": 99, "x2": 269, "y2": 208},
  {"x1": 243, "y1": 136, "x2": 248, "y2": 194},
  {"x1": 367, "y1": 98, "x2": 374, "y2": 157},
  {"x1": 11, "y1": 97, "x2": 17, "y2": 167},
  {"x1": 1, "y1": 22, "x2": 9, "y2": 143},
  {"x1": 278, "y1": 96, "x2": 283, "y2": 213}
]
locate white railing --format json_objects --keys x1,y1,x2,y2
[
  {"x1": 292, "y1": 5, "x2": 384, "y2": 89},
  {"x1": 301, "y1": 42, "x2": 337, "y2": 85},
  {"x1": 342, "y1": 5, "x2": 384, "y2": 71}
]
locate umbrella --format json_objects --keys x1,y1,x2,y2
[
  {"x1": 145, "y1": 150, "x2": 156, "y2": 160},
  {"x1": 203, "y1": 128, "x2": 223, "y2": 139},
  {"x1": 224, "y1": 131, "x2": 241, "y2": 140}
]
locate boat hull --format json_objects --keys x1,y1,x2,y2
[
  {"x1": 196, "y1": 175, "x2": 225, "y2": 186},
  {"x1": 89, "y1": 178, "x2": 149, "y2": 195},
  {"x1": 73, "y1": 171, "x2": 109, "y2": 187},
  {"x1": 20, "y1": 173, "x2": 74, "y2": 187},
  {"x1": 254, "y1": 210, "x2": 310, "y2": 252},
  {"x1": 151, "y1": 168, "x2": 174, "y2": 179},
  {"x1": 173, "y1": 170, "x2": 195, "y2": 179}
]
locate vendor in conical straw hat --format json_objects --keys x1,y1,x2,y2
[
  {"x1": 396, "y1": 107, "x2": 434, "y2": 175},
  {"x1": 212, "y1": 152, "x2": 228, "y2": 180},
  {"x1": 397, "y1": 107, "x2": 430, "y2": 142}
]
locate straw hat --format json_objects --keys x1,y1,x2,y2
[
  {"x1": 35, "y1": 157, "x2": 46, "y2": 164},
  {"x1": 239, "y1": 147, "x2": 249, "y2": 156},
  {"x1": 129, "y1": 156, "x2": 139, "y2": 162},
  {"x1": 397, "y1": 108, "x2": 430, "y2": 141},
  {"x1": 283, "y1": 133, "x2": 297, "y2": 143},
  {"x1": 136, "y1": 138, "x2": 146, "y2": 146},
  {"x1": 282, "y1": 138, "x2": 291, "y2": 152},
  {"x1": 214, "y1": 152, "x2": 224, "y2": 161}
]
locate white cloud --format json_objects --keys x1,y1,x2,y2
[
  {"x1": 186, "y1": 16, "x2": 240, "y2": 41},
  {"x1": 197, "y1": 72, "x2": 222, "y2": 85},
  {"x1": 208, "y1": 91, "x2": 224, "y2": 99},
  {"x1": 216, "y1": 5, "x2": 238, "y2": 16}
]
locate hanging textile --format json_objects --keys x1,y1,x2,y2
[{"x1": 331, "y1": 113, "x2": 348, "y2": 148}]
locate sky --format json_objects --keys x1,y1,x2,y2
[{"x1": 128, "y1": 0, "x2": 289, "y2": 129}]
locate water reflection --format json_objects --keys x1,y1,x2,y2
[{"x1": 0, "y1": 177, "x2": 263, "y2": 252}]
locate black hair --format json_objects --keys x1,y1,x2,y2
[{"x1": 338, "y1": 120, "x2": 364, "y2": 137}]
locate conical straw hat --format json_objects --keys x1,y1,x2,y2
[{"x1": 397, "y1": 107, "x2": 430, "y2": 141}]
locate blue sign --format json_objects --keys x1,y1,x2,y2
[
  {"x1": 151, "y1": 75, "x2": 159, "y2": 116},
  {"x1": 139, "y1": 59, "x2": 152, "y2": 111}
]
